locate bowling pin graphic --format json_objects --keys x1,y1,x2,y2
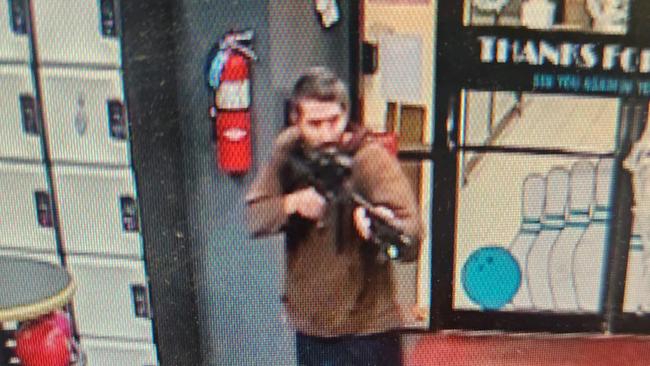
[
  {"x1": 549, "y1": 161, "x2": 595, "y2": 312},
  {"x1": 625, "y1": 131, "x2": 650, "y2": 313},
  {"x1": 573, "y1": 158, "x2": 614, "y2": 313},
  {"x1": 527, "y1": 168, "x2": 569, "y2": 311},
  {"x1": 509, "y1": 175, "x2": 546, "y2": 310},
  {"x1": 586, "y1": 0, "x2": 629, "y2": 34},
  {"x1": 637, "y1": 163, "x2": 650, "y2": 313},
  {"x1": 623, "y1": 214, "x2": 644, "y2": 314}
]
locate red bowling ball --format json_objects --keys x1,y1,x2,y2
[
  {"x1": 41, "y1": 310, "x2": 73, "y2": 339},
  {"x1": 15, "y1": 318, "x2": 71, "y2": 366}
]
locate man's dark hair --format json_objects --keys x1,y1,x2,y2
[{"x1": 289, "y1": 67, "x2": 350, "y2": 121}]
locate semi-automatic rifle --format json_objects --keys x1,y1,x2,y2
[{"x1": 284, "y1": 146, "x2": 415, "y2": 263}]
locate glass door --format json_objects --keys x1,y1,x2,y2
[{"x1": 439, "y1": 88, "x2": 624, "y2": 332}]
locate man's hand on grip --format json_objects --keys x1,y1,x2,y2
[{"x1": 284, "y1": 187, "x2": 326, "y2": 221}]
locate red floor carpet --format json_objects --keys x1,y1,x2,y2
[{"x1": 406, "y1": 333, "x2": 650, "y2": 366}]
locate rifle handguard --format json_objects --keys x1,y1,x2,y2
[
  {"x1": 367, "y1": 212, "x2": 415, "y2": 263},
  {"x1": 286, "y1": 146, "x2": 411, "y2": 262}
]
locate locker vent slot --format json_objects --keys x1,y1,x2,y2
[
  {"x1": 120, "y1": 196, "x2": 139, "y2": 232},
  {"x1": 9, "y1": 0, "x2": 28, "y2": 35},
  {"x1": 20, "y1": 95, "x2": 40, "y2": 135},
  {"x1": 34, "y1": 191, "x2": 53, "y2": 228},
  {"x1": 100, "y1": 0, "x2": 118, "y2": 37},
  {"x1": 108, "y1": 100, "x2": 128, "y2": 140},
  {"x1": 131, "y1": 284, "x2": 152, "y2": 318}
]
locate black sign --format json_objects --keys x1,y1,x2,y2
[{"x1": 442, "y1": 29, "x2": 650, "y2": 97}]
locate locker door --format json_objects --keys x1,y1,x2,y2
[
  {"x1": 0, "y1": 65, "x2": 42, "y2": 161},
  {"x1": 81, "y1": 338, "x2": 158, "y2": 366},
  {"x1": 0, "y1": 162, "x2": 56, "y2": 253},
  {"x1": 31, "y1": 0, "x2": 121, "y2": 67},
  {"x1": 0, "y1": 248, "x2": 58, "y2": 265},
  {"x1": 67, "y1": 256, "x2": 154, "y2": 341},
  {"x1": 0, "y1": 0, "x2": 30, "y2": 63},
  {"x1": 40, "y1": 68, "x2": 130, "y2": 166},
  {"x1": 53, "y1": 166, "x2": 142, "y2": 258}
]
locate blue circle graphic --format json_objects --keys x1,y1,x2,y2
[{"x1": 461, "y1": 246, "x2": 521, "y2": 310}]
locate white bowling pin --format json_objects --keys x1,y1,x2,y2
[
  {"x1": 510, "y1": 175, "x2": 546, "y2": 310},
  {"x1": 573, "y1": 158, "x2": 614, "y2": 312},
  {"x1": 550, "y1": 161, "x2": 595, "y2": 312},
  {"x1": 527, "y1": 168, "x2": 569, "y2": 310}
]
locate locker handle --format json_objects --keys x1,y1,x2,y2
[
  {"x1": 120, "y1": 196, "x2": 139, "y2": 232},
  {"x1": 131, "y1": 285, "x2": 152, "y2": 319},
  {"x1": 9, "y1": 0, "x2": 28, "y2": 35},
  {"x1": 108, "y1": 100, "x2": 128, "y2": 140},
  {"x1": 19, "y1": 95, "x2": 40, "y2": 136},
  {"x1": 34, "y1": 191, "x2": 53, "y2": 228},
  {"x1": 100, "y1": 0, "x2": 118, "y2": 37}
]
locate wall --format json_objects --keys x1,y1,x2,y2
[
  {"x1": 171, "y1": 1, "x2": 351, "y2": 365},
  {"x1": 361, "y1": 0, "x2": 437, "y2": 315},
  {"x1": 361, "y1": 0, "x2": 436, "y2": 144}
]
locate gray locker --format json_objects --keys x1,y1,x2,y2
[
  {"x1": 40, "y1": 68, "x2": 130, "y2": 166},
  {"x1": 81, "y1": 338, "x2": 158, "y2": 366},
  {"x1": 0, "y1": 248, "x2": 59, "y2": 265},
  {"x1": 67, "y1": 256, "x2": 154, "y2": 341},
  {"x1": 0, "y1": 65, "x2": 42, "y2": 161},
  {"x1": 53, "y1": 166, "x2": 142, "y2": 258},
  {"x1": 31, "y1": 0, "x2": 121, "y2": 67},
  {"x1": 0, "y1": 0, "x2": 30, "y2": 62},
  {"x1": 0, "y1": 162, "x2": 57, "y2": 253}
]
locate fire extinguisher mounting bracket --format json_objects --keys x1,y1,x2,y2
[{"x1": 220, "y1": 30, "x2": 257, "y2": 61}]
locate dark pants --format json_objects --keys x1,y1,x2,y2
[{"x1": 296, "y1": 332, "x2": 403, "y2": 366}]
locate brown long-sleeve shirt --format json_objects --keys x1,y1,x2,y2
[{"x1": 245, "y1": 126, "x2": 422, "y2": 337}]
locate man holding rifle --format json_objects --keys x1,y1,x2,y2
[{"x1": 245, "y1": 67, "x2": 422, "y2": 366}]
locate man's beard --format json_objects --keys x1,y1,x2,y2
[
  {"x1": 303, "y1": 140, "x2": 342, "y2": 154},
  {"x1": 319, "y1": 142, "x2": 340, "y2": 151}
]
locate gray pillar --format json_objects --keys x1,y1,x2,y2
[{"x1": 172, "y1": 1, "x2": 351, "y2": 365}]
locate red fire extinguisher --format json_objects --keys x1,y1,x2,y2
[{"x1": 208, "y1": 31, "x2": 256, "y2": 174}]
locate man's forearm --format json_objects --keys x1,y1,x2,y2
[
  {"x1": 354, "y1": 143, "x2": 424, "y2": 262},
  {"x1": 246, "y1": 196, "x2": 290, "y2": 237}
]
